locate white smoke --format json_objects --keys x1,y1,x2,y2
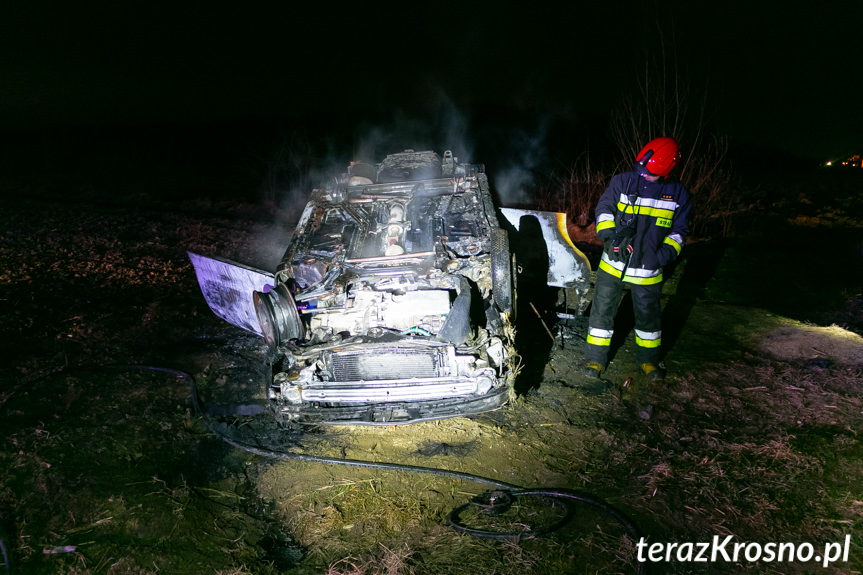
[
  {"x1": 488, "y1": 117, "x2": 551, "y2": 207},
  {"x1": 351, "y1": 90, "x2": 474, "y2": 164},
  {"x1": 253, "y1": 94, "x2": 561, "y2": 268}
]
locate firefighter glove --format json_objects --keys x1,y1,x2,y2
[
  {"x1": 604, "y1": 237, "x2": 631, "y2": 263},
  {"x1": 656, "y1": 244, "x2": 677, "y2": 267},
  {"x1": 602, "y1": 238, "x2": 617, "y2": 260}
]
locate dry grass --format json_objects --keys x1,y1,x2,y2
[
  {"x1": 327, "y1": 544, "x2": 415, "y2": 575},
  {"x1": 263, "y1": 469, "x2": 441, "y2": 568},
  {"x1": 614, "y1": 359, "x2": 863, "y2": 566}
]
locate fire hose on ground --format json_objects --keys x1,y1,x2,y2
[{"x1": 5, "y1": 364, "x2": 648, "y2": 575}]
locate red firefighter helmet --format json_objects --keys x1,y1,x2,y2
[{"x1": 635, "y1": 137, "x2": 681, "y2": 178}]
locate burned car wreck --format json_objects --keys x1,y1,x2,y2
[{"x1": 190, "y1": 150, "x2": 590, "y2": 425}]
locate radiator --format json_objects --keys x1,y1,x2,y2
[{"x1": 330, "y1": 348, "x2": 441, "y2": 381}]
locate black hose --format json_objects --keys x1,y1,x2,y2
[
  {"x1": 446, "y1": 489, "x2": 647, "y2": 574},
  {"x1": 87, "y1": 365, "x2": 521, "y2": 489},
  {"x1": 48, "y1": 364, "x2": 647, "y2": 574},
  {"x1": 216, "y1": 432, "x2": 519, "y2": 488},
  {"x1": 184, "y1": 364, "x2": 646, "y2": 573},
  {"x1": 446, "y1": 488, "x2": 643, "y2": 541}
]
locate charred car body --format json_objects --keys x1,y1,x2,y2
[{"x1": 190, "y1": 150, "x2": 590, "y2": 425}]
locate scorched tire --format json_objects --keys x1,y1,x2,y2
[{"x1": 491, "y1": 228, "x2": 513, "y2": 314}]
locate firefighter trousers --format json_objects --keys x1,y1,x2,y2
[{"x1": 584, "y1": 268, "x2": 663, "y2": 365}]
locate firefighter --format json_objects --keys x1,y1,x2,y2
[{"x1": 583, "y1": 137, "x2": 692, "y2": 382}]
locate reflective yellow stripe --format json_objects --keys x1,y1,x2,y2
[
  {"x1": 598, "y1": 260, "x2": 623, "y2": 277},
  {"x1": 664, "y1": 235, "x2": 682, "y2": 254},
  {"x1": 636, "y1": 336, "x2": 662, "y2": 348},
  {"x1": 616, "y1": 202, "x2": 676, "y2": 220},
  {"x1": 596, "y1": 220, "x2": 615, "y2": 232},
  {"x1": 622, "y1": 273, "x2": 663, "y2": 285},
  {"x1": 586, "y1": 335, "x2": 611, "y2": 346}
]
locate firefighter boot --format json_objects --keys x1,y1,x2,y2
[
  {"x1": 582, "y1": 362, "x2": 603, "y2": 379},
  {"x1": 640, "y1": 363, "x2": 665, "y2": 383}
]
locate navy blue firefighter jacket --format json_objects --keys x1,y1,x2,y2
[{"x1": 594, "y1": 170, "x2": 692, "y2": 284}]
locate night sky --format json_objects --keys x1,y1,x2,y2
[{"x1": 2, "y1": 1, "x2": 861, "y2": 172}]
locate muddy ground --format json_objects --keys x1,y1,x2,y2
[{"x1": 1, "y1": 180, "x2": 862, "y2": 574}]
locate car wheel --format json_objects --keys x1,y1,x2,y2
[
  {"x1": 491, "y1": 228, "x2": 513, "y2": 314},
  {"x1": 253, "y1": 283, "x2": 304, "y2": 348}
]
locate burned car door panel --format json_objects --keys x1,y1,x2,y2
[{"x1": 190, "y1": 150, "x2": 589, "y2": 425}]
